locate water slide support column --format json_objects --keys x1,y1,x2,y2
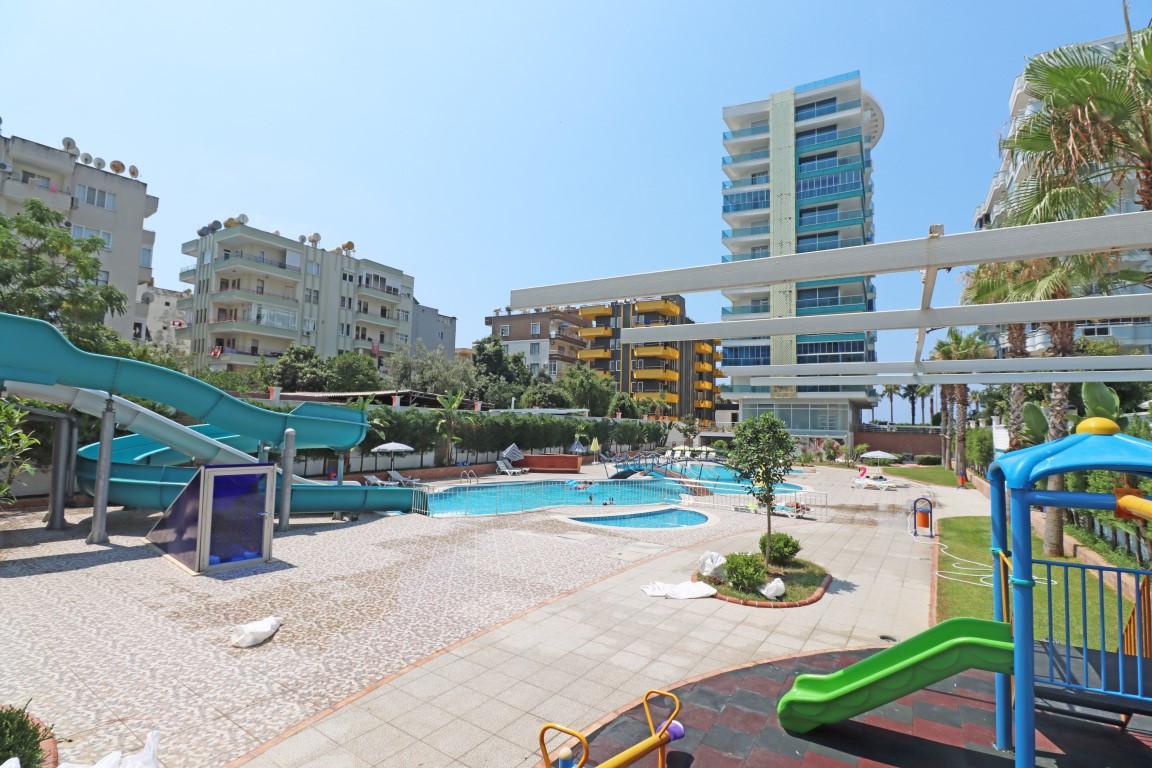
[
  {"x1": 86, "y1": 397, "x2": 115, "y2": 544},
  {"x1": 277, "y1": 428, "x2": 295, "y2": 532},
  {"x1": 46, "y1": 416, "x2": 70, "y2": 530}
]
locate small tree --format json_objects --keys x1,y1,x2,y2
[
  {"x1": 434, "y1": 391, "x2": 470, "y2": 466},
  {"x1": 329, "y1": 352, "x2": 383, "y2": 392},
  {"x1": 726, "y1": 413, "x2": 796, "y2": 548},
  {"x1": 676, "y1": 415, "x2": 701, "y2": 447},
  {"x1": 0, "y1": 398, "x2": 38, "y2": 504},
  {"x1": 558, "y1": 364, "x2": 615, "y2": 416},
  {"x1": 607, "y1": 392, "x2": 640, "y2": 420},
  {"x1": 521, "y1": 382, "x2": 573, "y2": 409},
  {"x1": 273, "y1": 345, "x2": 332, "y2": 392}
]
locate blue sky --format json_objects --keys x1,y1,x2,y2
[{"x1": 3, "y1": 1, "x2": 1145, "y2": 418}]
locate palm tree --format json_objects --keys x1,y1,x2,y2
[
  {"x1": 881, "y1": 384, "x2": 901, "y2": 424},
  {"x1": 434, "y1": 391, "x2": 469, "y2": 467},
  {"x1": 932, "y1": 329, "x2": 989, "y2": 485},
  {"x1": 938, "y1": 384, "x2": 953, "y2": 467},
  {"x1": 963, "y1": 262, "x2": 1031, "y2": 450},
  {"x1": 916, "y1": 384, "x2": 933, "y2": 426},
  {"x1": 901, "y1": 384, "x2": 919, "y2": 425}
]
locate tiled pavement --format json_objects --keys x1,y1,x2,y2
[
  {"x1": 0, "y1": 466, "x2": 980, "y2": 767},
  {"x1": 574, "y1": 648, "x2": 1152, "y2": 767}
]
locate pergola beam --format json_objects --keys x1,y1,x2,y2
[
  {"x1": 730, "y1": 354, "x2": 1152, "y2": 377},
  {"x1": 509, "y1": 211, "x2": 1152, "y2": 308},
  {"x1": 914, "y1": 266, "x2": 939, "y2": 361},
  {"x1": 621, "y1": 294, "x2": 1151, "y2": 344},
  {"x1": 735, "y1": 370, "x2": 1152, "y2": 386}
]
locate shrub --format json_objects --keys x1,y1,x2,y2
[
  {"x1": 724, "y1": 552, "x2": 768, "y2": 594},
  {"x1": 0, "y1": 704, "x2": 51, "y2": 768},
  {"x1": 760, "y1": 532, "x2": 802, "y2": 565},
  {"x1": 914, "y1": 454, "x2": 942, "y2": 466}
]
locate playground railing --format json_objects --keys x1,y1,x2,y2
[{"x1": 1033, "y1": 558, "x2": 1152, "y2": 703}]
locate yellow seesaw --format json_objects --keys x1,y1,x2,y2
[{"x1": 538, "y1": 689, "x2": 684, "y2": 768}]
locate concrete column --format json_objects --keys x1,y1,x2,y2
[
  {"x1": 331, "y1": 452, "x2": 348, "y2": 521},
  {"x1": 276, "y1": 428, "x2": 295, "y2": 532},
  {"x1": 46, "y1": 417, "x2": 69, "y2": 530},
  {"x1": 87, "y1": 398, "x2": 116, "y2": 544}
]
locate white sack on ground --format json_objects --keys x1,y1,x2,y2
[
  {"x1": 697, "y1": 551, "x2": 726, "y2": 578},
  {"x1": 230, "y1": 616, "x2": 283, "y2": 648},
  {"x1": 760, "y1": 578, "x2": 786, "y2": 599},
  {"x1": 642, "y1": 581, "x2": 717, "y2": 599}
]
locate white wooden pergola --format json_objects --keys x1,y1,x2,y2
[{"x1": 509, "y1": 211, "x2": 1152, "y2": 387}]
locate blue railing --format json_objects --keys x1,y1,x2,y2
[
  {"x1": 723, "y1": 149, "x2": 771, "y2": 165},
  {"x1": 722, "y1": 225, "x2": 771, "y2": 239},
  {"x1": 797, "y1": 182, "x2": 865, "y2": 201},
  {"x1": 796, "y1": 237, "x2": 865, "y2": 253},
  {"x1": 795, "y1": 98, "x2": 861, "y2": 122},
  {"x1": 722, "y1": 305, "x2": 771, "y2": 316},
  {"x1": 723, "y1": 123, "x2": 772, "y2": 141},
  {"x1": 796, "y1": 126, "x2": 862, "y2": 150},
  {"x1": 797, "y1": 208, "x2": 869, "y2": 228},
  {"x1": 722, "y1": 200, "x2": 771, "y2": 214},
  {"x1": 797, "y1": 294, "x2": 865, "y2": 310},
  {"x1": 722, "y1": 176, "x2": 771, "y2": 190},
  {"x1": 795, "y1": 70, "x2": 860, "y2": 94},
  {"x1": 721, "y1": 251, "x2": 771, "y2": 263},
  {"x1": 1032, "y1": 558, "x2": 1152, "y2": 704},
  {"x1": 798, "y1": 153, "x2": 868, "y2": 177}
]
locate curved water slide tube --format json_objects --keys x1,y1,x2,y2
[{"x1": 0, "y1": 314, "x2": 418, "y2": 513}]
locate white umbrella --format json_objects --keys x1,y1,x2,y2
[
  {"x1": 501, "y1": 443, "x2": 524, "y2": 462},
  {"x1": 371, "y1": 441, "x2": 414, "y2": 470},
  {"x1": 860, "y1": 449, "x2": 898, "y2": 467},
  {"x1": 569, "y1": 440, "x2": 586, "y2": 454}
]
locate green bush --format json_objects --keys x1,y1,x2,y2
[
  {"x1": 914, "y1": 454, "x2": 942, "y2": 465},
  {"x1": 724, "y1": 552, "x2": 768, "y2": 594},
  {"x1": 760, "y1": 532, "x2": 802, "y2": 565},
  {"x1": 0, "y1": 704, "x2": 51, "y2": 768}
]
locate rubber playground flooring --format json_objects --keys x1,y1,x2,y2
[{"x1": 571, "y1": 648, "x2": 1152, "y2": 767}]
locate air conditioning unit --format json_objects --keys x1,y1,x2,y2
[{"x1": 0, "y1": 161, "x2": 12, "y2": 173}]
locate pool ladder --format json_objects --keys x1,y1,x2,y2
[{"x1": 459, "y1": 469, "x2": 478, "y2": 485}]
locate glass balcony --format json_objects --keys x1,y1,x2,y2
[
  {"x1": 722, "y1": 149, "x2": 770, "y2": 166},
  {"x1": 722, "y1": 123, "x2": 772, "y2": 141},
  {"x1": 721, "y1": 225, "x2": 771, "y2": 240},
  {"x1": 795, "y1": 126, "x2": 862, "y2": 152},
  {"x1": 797, "y1": 153, "x2": 868, "y2": 177},
  {"x1": 216, "y1": 250, "x2": 302, "y2": 276},
  {"x1": 797, "y1": 208, "x2": 869, "y2": 229},
  {"x1": 796, "y1": 236, "x2": 865, "y2": 253},
  {"x1": 796, "y1": 294, "x2": 866, "y2": 310},
  {"x1": 795, "y1": 70, "x2": 859, "y2": 94},
  {"x1": 796, "y1": 182, "x2": 865, "y2": 202},
  {"x1": 794, "y1": 98, "x2": 861, "y2": 122},
  {"x1": 722, "y1": 199, "x2": 770, "y2": 214},
  {"x1": 721, "y1": 305, "x2": 771, "y2": 316},
  {"x1": 722, "y1": 175, "x2": 771, "y2": 190},
  {"x1": 721, "y1": 251, "x2": 772, "y2": 263},
  {"x1": 179, "y1": 265, "x2": 197, "y2": 282}
]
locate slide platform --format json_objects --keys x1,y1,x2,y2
[{"x1": 776, "y1": 618, "x2": 1014, "y2": 734}]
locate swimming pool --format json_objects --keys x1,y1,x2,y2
[
  {"x1": 570, "y1": 508, "x2": 708, "y2": 529},
  {"x1": 661, "y1": 462, "x2": 804, "y2": 493}
]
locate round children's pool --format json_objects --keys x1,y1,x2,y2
[{"x1": 569, "y1": 507, "x2": 708, "y2": 529}]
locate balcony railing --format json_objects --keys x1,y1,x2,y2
[
  {"x1": 797, "y1": 208, "x2": 869, "y2": 228},
  {"x1": 357, "y1": 310, "x2": 400, "y2": 325},
  {"x1": 795, "y1": 126, "x2": 862, "y2": 151},
  {"x1": 721, "y1": 225, "x2": 771, "y2": 240},
  {"x1": 796, "y1": 181, "x2": 865, "y2": 201},
  {"x1": 722, "y1": 149, "x2": 770, "y2": 166},
  {"x1": 722, "y1": 123, "x2": 772, "y2": 141},
  {"x1": 722, "y1": 175, "x2": 771, "y2": 190},
  {"x1": 794, "y1": 98, "x2": 861, "y2": 122},
  {"x1": 208, "y1": 313, "x2": 297, "y2": 332},
  {"x1": 214, "y1": 288, "x2": 298, "y2": 304},
  {"x1": 796, "y1": 294, "x2": 865, "y2": 310},
  {"x1": 722, "y1": 304, "x2": 771, "y2": 316},
  {"x1": 358, "y1": 283, "x2": 402, "y2": 300},
  {"x1": 722, "y1": 199, "x2": 771, "y2": 214},
  {"x1": 797, "y1": 153, "x2": 867, "y2": 176},
  {"x1": 721, "y1": 251, "x2": 771, "y2": 263},
  {"x1": 217, "y1": 251, "x2": 302, "y2": 274},
  {"x1": 796, "y1": 237, "x2": 865, "y2": 253}
]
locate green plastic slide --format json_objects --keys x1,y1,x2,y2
[{"x1": 776, "y1": 617, "x2": 1014, "y2": 734}]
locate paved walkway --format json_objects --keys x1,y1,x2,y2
[{"x1": 235, "y1": 512, "x2": 938, "y2": 767}]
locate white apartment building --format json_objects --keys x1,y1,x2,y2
[
  {"x1": 0, "y1": 133, "x2": 159, "y2": 339},
  {"x1": 975, "y1": 34, "x2": 1152, "y2": 355},
  {"x1": 135, "y1": 282, "x2": 190, "y2": 350},
  {"x1": 178, "y1": 221, "x2": 415, "y2": 372},
  {"x1": 719, "y1": 71, "x2": 883, "y2": 442}
]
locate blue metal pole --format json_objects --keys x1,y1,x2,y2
[
  {"x1": 1010, "y1": 488, "x2": 1036, "y2": 768},
  {"x1": 989, "y1": 467, "x2": 1011, "y2": 751}
]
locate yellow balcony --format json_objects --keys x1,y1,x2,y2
[
  {"x1": 695, "y1": 380, "x2": 714, "y2": 391},
  {"x1": 694, "y1": 341, "x2": 713, "y2": 355},
  {"x1": 694, "y1": 399, "x2": 714, "y2": 409},
  {"x1": 577, "y1": 348, "x2": 611, "y2": 360},
  {"x1": 633, "y1": 368, "x2": 679, "y2": 382},
  {"x1": 578, "y1": 326, "x2": 613, "y2": 339},
  {"x1": 578, "y1": 304, "x2": 612, "y2": 318},
  {"x1": 635, "y1": 299, "x2": 681, "y2": 316},
  {"x1": 694, "y1": 361, "x2": 714, "y2": 373},
  {"x1": 713, "y1": 368, "x2": 726, "y2": 378},
  {"x1": 632, "y1": 345, "x2": 680, "y2": 360},
  {"x1": 713, "y1": 350, "x2": 723, "y2": 361},
  {"x1": 636, "y1": 391, "x2": 680, "y2": 405}
]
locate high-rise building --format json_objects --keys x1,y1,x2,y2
[
  {"x1": 484, "y1": 307, "x2": 589, "y2": 380},
  {"x1": 178, "y1": 221, "x2": 415, "y2": 372},
  {"x1": 974, "y1": 35, "x2": 1152, "y2": 355},
  {"x1": 0, "y1": 133, "x2": 160, "y2": 339},
  {"x1": 576, "y1": 296, "x2": 720, "y2": 423},
  {"x1": 410, "y1": 299, "x2": 457, "y2": 359},
  {"x1": 718, "y1": 71, "x2": 883, "y2": 443}
]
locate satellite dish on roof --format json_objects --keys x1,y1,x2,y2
[
  {"x1": 197, "y1": 226, "x2": 211, "y2": 237},
  {"x1": 209, "y1": 220, "x2": 222, "y2": 231},
  {"x1": 343, "y1": 241, "x2": 355, "y2": 250},
  {"x1": 308, "y1": 232, "x2": 321, "y2": 244},
  {"x1": 140, "y1": 291, "x2": 154, "y2": 305},
  {"x1": 237, "y1": 213, "x2": 249, "y2": 224},
  {"x1": 128, "y1": 165, "x2": 139, "y2": 178},
  {"x1": 298, "y1": 235, "x2": 307, "y2": 243},
  {"x1": 79, "y1": 153, "x2": 93, "y2": 164},
  {"x1": 93, "y1": 157, "x2": 106, "y2": 169},
  {"x1": 62, "y1": 137, "x2": 77, "y2": 151},
  {"x1": 110, "y1": 160, "x2": 125, "y2": 174},
  {"x1": 224, "y1": 217, "x2": 238, "y2": 228}
]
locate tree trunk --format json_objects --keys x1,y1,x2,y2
[
  {"x1": 888, "y1": 394, "x2": 895, "y2": 423},
  {"x1": 1006, "y1": 323, "x2": 1028, "y2": 451},
  {"x1": 955, "y1": 385, "x2": 969, "y2": 482},
  {"x1": 1042, "y1": 320, "x2": 1075, "y2": 557},
  {"x1": 940, "y1": 386, "x2": 952, "y2": 468},
  {"x1": 910, "y1": 397, "x2": 917, "y2": 426}
]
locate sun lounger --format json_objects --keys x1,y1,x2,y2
[
  {"x1": 496, "y1": 459, "x2": 528, "y2": 476},
  {"x1": 387, "y1": 470, "x2": 420, "y2": 487}
]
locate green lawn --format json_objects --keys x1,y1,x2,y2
[
  {"x1": 937, "y1": 516, "x2": 1135, "y2": 650},
  {"x1": 885, "y1": 465, "x2": 959, "y2": 487}
]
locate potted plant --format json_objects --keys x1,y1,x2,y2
[{"x1": 1, "y1": 703, "x2": 58, "y2": 768}]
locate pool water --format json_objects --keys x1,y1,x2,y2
[
  {"x1": 662, "y1": 462, "x2": 804, "y2": 493},
  {"x1": 427, "y1": 479, "x2": 684, "y2": 517},
  {"x1": 571, "y1": 508, "x2": 708, "y2": 529}
]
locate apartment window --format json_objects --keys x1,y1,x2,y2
[
  {"x1": 750, "y1": 171, "x2": 769, "y2": 185},
  {"x1": 796, "y1": 339, "x2": 866, "y2": 364},
  {"x1": 76, "y1": 184, "x2": 116, "y2": 210},
  {"x1": 798, "y1": 204, "x2": 840, "y2": 227},
  {"x1": 722, "y1": 189, "x2": 770, "y2": 213},
  {"x1": 529, "y1": 322, "x2": 541, "y2": 335},
  {"x1": 95, "y1": 270, "x2": 109, "y2": 286},
  {"x1": 502, "y1": 344, "x2": 510, "y2": 354},
  {"x1": 794, "y1": 97, "x2": 837, "y2": 122},
  {"x1": 530, "y1": 363, "x2": 539, "y2": 374},
  {"x1": 724, "y1": 345, "x2": 771, "y2": 366},
  {"x1": 796, "y1": 169, "x2": 862, "y2": 200},
  {"x1": 303, "y1": 319, "x2": 315, "y2": 334},
  {"x1": 797, "y1": 286, "x2": 841, "y2": 308},
  {"x1": 548, "y1": 362, "x2": 558, "y2": 376},
  {"x1": 306, "y1": 262, "x2": 320, "y2": 275},
  {"x1": 750, "y1": 245, "x2": 772, "y2": 258},
  {"x1": 609, "y1": 338, "x2": 619, "y2": 349},
  {"x1": 22, "y1": 171, "x2": 51, "y2": 188},
  {"x1": 609, "y1": 360, "x2": 618, "y2": 372},
  {"x1": 798, "y1": 151, "x2": 840, "y2": 174},
  {"x1": 795, "y1": 124, "x2": 838, "y2": 147},
  {"x1": 255, "y1": 279, "x2": 265, "y2": 295},
  {"x1": 499, "y1": 324, "x2": 510, "y2": 337},
  {"x1": 139, "y1": 247, "x2": 153, "y2": 268},
  {"x1": 71, "y1": 226, "x2": 112, "y2": 249},
  {"x1": 797, "y1": 232, "x2": 841, "y2": 253},
  {"x1": 529, "y1": 342, "x2": 540, "y2": 355}
]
